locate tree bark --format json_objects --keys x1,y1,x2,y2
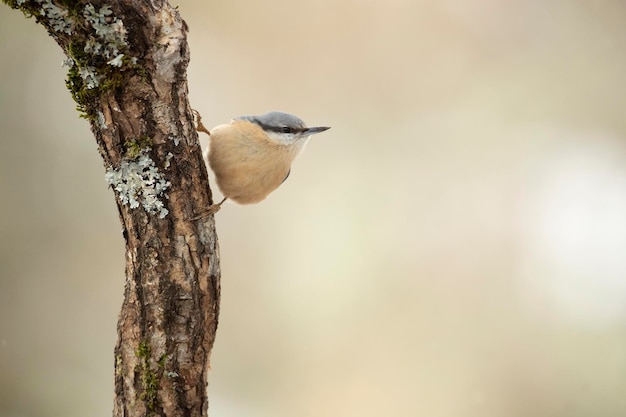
[{"x1": 3, "y1": 1, "x2": 220, "y2": 416}]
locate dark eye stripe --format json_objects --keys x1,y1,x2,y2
[
  {"x1": 262, "y1": 123, "x2": 304, "y2": 134},
  {"x1": 241, "y1": 116, "x2": 306, "y2": 134}
]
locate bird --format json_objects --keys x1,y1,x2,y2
[{"x1": 193, "y1": 110, "x2": 330, "y2": 216}]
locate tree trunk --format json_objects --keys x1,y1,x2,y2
[{"x1": 3, "y1": 1, "x2": 220, "y2": 416}]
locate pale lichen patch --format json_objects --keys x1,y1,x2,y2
[
  {"x1": 168, "y1": 134, "x2": 180, "y2": 146},
  {"x1": 96, "y1": 111, "x2": 107, "y2": 129},
  {"x1": 78, "y1": 66, "x2": 102, "y2": 89},
  {"x1": 39, "y1": 0, "x2": 74, "y2": 34},
  {"x1": 164, "y1": 152, "x2": 174, "y2": 169},
  {"x1": 83, "y1": 4, "x2": 129, "y2": 64},
  {"x1": 105, "y1": 151, "x2": 171, "y2": 218}
]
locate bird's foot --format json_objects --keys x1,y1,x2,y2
[
  {"x1": 191, "y1": 197, "x2": 227, "y2": 220},
  {"x1": 192, "y1": 109, "x2": 211, "y2": 136}
]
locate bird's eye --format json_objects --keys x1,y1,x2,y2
[{"x1": 281, "y1": 126, "x2": 292, "y2": 134}]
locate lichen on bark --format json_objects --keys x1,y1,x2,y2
[{"x1": 3, "y1": 1, "x2": 221, "y2": 416}]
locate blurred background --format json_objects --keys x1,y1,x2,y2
[{"x1": 2, "y1": 1, "x2": 626, "y2": 416}]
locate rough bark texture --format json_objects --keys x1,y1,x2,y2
[{"x1": 4, "y1": 1, "x2": 220, "y2": 416}]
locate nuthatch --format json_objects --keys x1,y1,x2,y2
[{"x1": 194, "y1": 110, "x2": 330, "y2": 215}]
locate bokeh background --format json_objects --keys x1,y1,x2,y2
[{"x1": 2, "y1": 1, "x2": 626, "y2": 416}]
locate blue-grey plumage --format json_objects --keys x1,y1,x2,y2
[{"x1": 194, "y1": 111, "x2": 330, "y2": 214}]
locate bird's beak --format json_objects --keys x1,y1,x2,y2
[{"x1": 305, "y1": 126, "x2": 331, "y2": 135}]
